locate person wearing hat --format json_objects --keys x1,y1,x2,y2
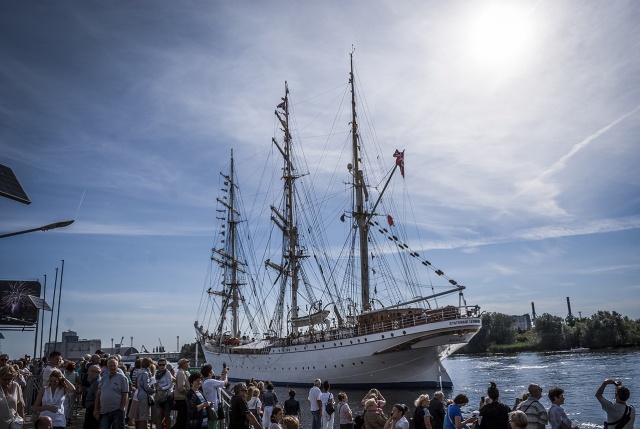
[{"x1": 172, "y1": 358, "x2": 191, "y2": 429}]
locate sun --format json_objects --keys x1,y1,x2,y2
[{"x1": 467, "y1": 2, "x2": 536, "y2": 70}]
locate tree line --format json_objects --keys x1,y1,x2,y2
[{"x1": 460, "y1": 310, "x2": 640, "y2": 353}]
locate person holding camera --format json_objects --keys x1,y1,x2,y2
[{"x1": 595, "y1": 379, "x2": 635, "y2": 429}]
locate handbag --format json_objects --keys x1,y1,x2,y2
[
  {"x1": 217, "y1": 402, "x2": 225, "y2": 420},
  {"x1": 207, "y1": 406, "x2": 218, "y2": 421},
  {"x1": 326, "y1": 394, "x2": 335, "y2": 415},
  {"x1": 2, "y1": 385, "x2": 23, "y2": 429},
  {"x1": 155, "y1": 390, "x2": 169, "y2": 403},
  {"x1": 10, "y1": 414, "x2": 24, "y2": 429}
]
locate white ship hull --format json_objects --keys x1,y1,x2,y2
[{"x1": 199, "y1": 317, "x2": 481, "y2": 388}]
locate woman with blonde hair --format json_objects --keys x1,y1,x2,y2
[
  {"x1": 247, "y1": 388, "x2": 263, "y2": 424},
  {"x1": 413, "y1": 395, "x2": 433, "y2": 429},
  {"x1": 282, "y1": 416, "x2": 299, "y2": 429},
  {"x1": 508, "y1": 411, "x2": 528, "y2": 429},
  {"x1": 0, "y1": 366, "x2": 25, "y2": 429},
  {"x1": 364, "y1": 398, "x2": 386, "y2": 429},
  {"x1": 33, "y1": 369, "x2": 76, "y2": 429}
]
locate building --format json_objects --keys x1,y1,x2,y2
[
  {"x1": 511, "y1": 314, "x2": 532, "y2": 332},
  {"x1": 44, "y1": 330, "x2": 101, "y2": 360}
]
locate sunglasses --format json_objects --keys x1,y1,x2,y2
[{"x1": 158, "y1": 364, "x2": 166, "y2": 366}]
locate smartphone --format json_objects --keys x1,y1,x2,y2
[{"x1": 481, "y1": 396, "x2": 485, "y2": 403}]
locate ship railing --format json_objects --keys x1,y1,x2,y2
[
  {"x1": 219, "y1": 387, "x2": 232, "y2": 428},
  {"x1": 200, "y1": 304, "x2": 479, "y2": 351},
  {"x1": 267, "y1": 304, "x2": 479, "y2": 347}
]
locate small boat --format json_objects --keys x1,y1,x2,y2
[
  {"x1": 195, "y1": 52, "x2": 481, "y2": 388},
  {"x1": 570, "y1": 347, "x2": 590, "y2": 352}
]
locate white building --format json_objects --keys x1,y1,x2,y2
[
  {"x1": 44, "y1": 330, "x2": 101, "y2": 360},
  {"x1": 511, "y1": 314, "x2": 532, "y2": 332}
]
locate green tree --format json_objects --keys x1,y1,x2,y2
[
  {"x1": 563, "y1": 320, "x2": 587, "y2": 348},
  {"x1": 583, "y1": 311, "x2": 626, "y2": 348},
  {"x1": 463, "y1": 312, "x2": 516, "y2": 353},
  {"x1": 534, "y1": 313, "x2": 565, "y2": 350},
  {"x1": 179, "y1": 342, "x2": 204, "y2": 360},
  {"x1": 622, "y1": 317, "x2": 640, "y2": 346}
]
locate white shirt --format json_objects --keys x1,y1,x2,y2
[
  {"x1": 202, "y1": 378, "x2": 226, "y2": 408},
  {"x1": 309, "y1": 386, "x2": 322, "y2": 412}
]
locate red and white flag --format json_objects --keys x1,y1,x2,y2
[{"x1": 393, "y1": 149, "x2": 405, "y2": 177}]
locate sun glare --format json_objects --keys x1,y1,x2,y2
[{"x1": 467, "y1": 3, "x2": 536, "y2": 70}]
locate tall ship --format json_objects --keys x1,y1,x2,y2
[{"x1": 195, "y1": 53, "x2": 481, "y2": 388}]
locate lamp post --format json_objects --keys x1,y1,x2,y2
[{"x1": 0, "y1": 220, "x2": 74, "y2": 239}]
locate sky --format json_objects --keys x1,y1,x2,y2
[{"x1": 1, "y1": 1, "x2": 639, "y2": 359}]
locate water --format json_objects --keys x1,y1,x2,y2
[{"x1": 279, "y1": 349, "x2": 639, "y2": 429}]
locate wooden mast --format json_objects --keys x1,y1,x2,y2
[{"x1": 350, "y1": 51, "x2": 371, "y2": 312}]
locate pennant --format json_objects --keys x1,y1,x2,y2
[
  {"x1": 387, "y1": 215, "x2": 394, "y2": 226},
  {"x1": 277, "y1": 101, "x2": 286, "y2": 109},
  {"x1": 371, "y1": 252, "x2": 375, "y2": 260},
  {"x1": 393, "y1": 149, "x2": 405, "y2": 177},
  {"x1": 340, "y1": 214, "x2": 345, "y2": 222}
]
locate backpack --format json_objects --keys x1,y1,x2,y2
[
  {"x1": 354, "y1": 414, "x2": 365, "y2": 429},
  {"x1": 605, "y1": 405, "x2": 634, "y2": 429}
]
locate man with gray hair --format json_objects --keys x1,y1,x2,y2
[
  {"x1": 308, "y1": 379, "x2": 322, "y2": 429},
  {"x1": 93, "y1": 359, "x2": 129, "y2": 429},
  {"x1": 428, "y1": 391, "x2": 446, "y2": 429},
  {"x1": 517, "y1": 384, "x2": 548, "y2": 429},
  {"x1": 83, "y1": 365, "x2": 101, "y2": 429}
]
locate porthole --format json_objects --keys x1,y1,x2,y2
[
  {"x1": 391, "y1": 333, "x2": 394, "y2": 337},
  {"x1": 403, "y1": 331, "x2": 406, "y2": 335},
  {"x1": 382, "y1": 335, "x2": 385, "y2": 338}
]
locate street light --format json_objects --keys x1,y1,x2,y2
[{"x1": 0, "y1": 220, "x2": 74, "y2": 239}]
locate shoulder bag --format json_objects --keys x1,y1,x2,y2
[
  {"x1": 326, "y1": 394, "x2": 335, "y2": 415},
  {"x1": 217, "y1": 388, "x2": 225, "y2": 420},
  {"x1": 1, "y1": 385, "x2": 24, "y2": 429}
]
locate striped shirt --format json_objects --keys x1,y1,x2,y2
[{"x1": 518, "y1": 398, "x2": 548, "y2": 429}]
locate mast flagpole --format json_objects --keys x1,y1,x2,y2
[{"x1": 350, "y1": 51, "x2": 371, "y2": 312}]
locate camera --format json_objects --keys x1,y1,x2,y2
[{"x1": 614, "y1": 380, "x2": 622, "y2": 386}]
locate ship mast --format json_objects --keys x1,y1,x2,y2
[
  {"x1": 270, "y1": 82, "x2": 305, "y2": 331},
  {"x1": 350, "y1": 52, "x2": 371, "y2": 312},
  {"x1": 210, "y1": 149, "x2": 246, "y2": 339}
]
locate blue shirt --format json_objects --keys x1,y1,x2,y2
[{"x1": 445, "y1": 404, "x2": 462, "y2": 429}]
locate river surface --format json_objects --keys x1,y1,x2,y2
[{"x1": 279, "y1": 349, "x2": 639, "y2": 429}]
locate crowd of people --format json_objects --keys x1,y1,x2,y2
[
  {"x1": 303, "y1": 379, "x2": 635, "y2": 429},
  {"x1": 0, "y1": 352, "x2": 636, "y2": 429}
]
